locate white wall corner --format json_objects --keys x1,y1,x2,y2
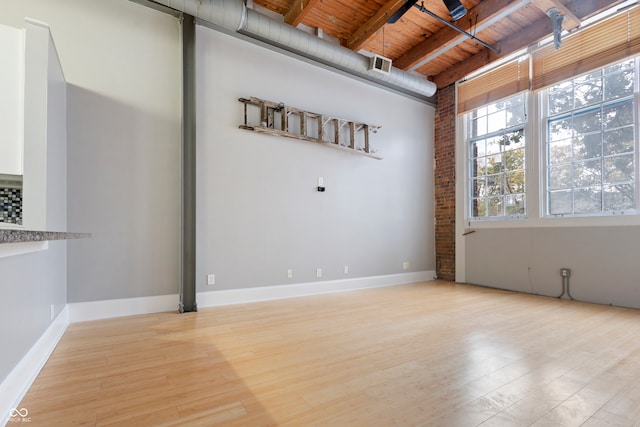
[{"x1": 0, "y1": 305, "x2": 69, "y2": 426}]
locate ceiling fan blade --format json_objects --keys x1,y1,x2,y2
[{"x1": 387, "y1": 0, "x2": 420, "y2": 24}]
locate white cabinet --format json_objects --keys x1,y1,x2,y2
[
  {"x1": 0, "y1": 24, "x2": 24, "y2": 176},
  {"x1": 0, "y1": 19, "x2": 66, "y2": 232}
]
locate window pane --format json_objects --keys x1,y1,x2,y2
[
  {"x1": 549, "y1": 190, "x2": 572, "y2": 214},
  {"x1": 472, "y1": 156, "x2": 487, "y2": 178},
  {"x1": 549, "y1": 140, "x2": 572, "y2": 164},
  {"x1": 604, "y1": 154, "x2": 634, "y2": 183},
  {"x1": 549, "y1": 165, "x2": 572, "y2": 190},
  {"x1": 486, "y1": 154, "x2": 503, "y2": 173},
  {"x1": 472, "y1": 178, "x2": 486, "y2": 198},
  {"x1": 505, "y1": 148, "x2": 525, "y2": 171},
  {"x1": 505, "y1": 194, "x2": 525, "y2": 215},
  {"x1": 473, "y1": 198, "x2": 486, "y2": 217},
  {"x1": 604, "y1": 127, "x2": 634, "y2": 155},
  {"x1": 549, "y1": 118, "x2": 572, "y2": 142},
  {"x1": 486, "y1": 136, "x2": 502, "y2": 155},
  {"x1": 506, "y1": 99, "x2": 526, "y2": 127},
  {"x1": 487, "y1": 110, "x2": 505, "y2": 133},
  {"x1": 549, "y1": 82, "x2": 573, "y2": 114},
  {"x1": 574, "y1": 159, "x2": 601, "y2": 187},
  {"x1": 503, "y1": 129, "x2": 525, "y2": 149},
  {"x1": 486, "y1": 174, "x2": 504, "y2": 196},
  {"x1": 487, "y1": 197, "x2": 503, "y2": 216},
  {"x1": 471, "y1": 117, "x2": 487, "y2": 138},
  {"x1": 506, "y1": 170, "x2": 525, "y2": 194},
  {"x1": 573, "y1": 109, "x2": 601, "y2": 134},
  {"x1": 603, "y1": 102, "x2": 633, "y2": 129},
  {"x1": 574, "y1": 187, "x2": 602, "y2": 213},
  {"x1": 604, "y1": 60, "x2": 634, "y2": 101},
  {"x1": 603, "y1": 184, "x2": 635, "y2": 211},
  {"x1": 573, "y1": 133, "x2": 602, "y2": 161},
  {"x1": 574, "y1": 71, "x2": 602, "y2": 108},
  {"x1": 471, "y1": 139, "x2": 486, "y2": 157},
  {"x1": 487, "y1": 103, "x2": 500, "y2": 114},
  {"x1": 605, "y1": 59, "x2": 634, "y2": 75}
]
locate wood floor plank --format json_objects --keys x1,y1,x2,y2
[{"x1": 13, "y1": 281, "x2": 640, "y2": 426}]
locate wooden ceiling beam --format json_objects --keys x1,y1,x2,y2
[
  {"x1": 346, "y1": 0, "x2": 409, "y2": 51},
  {"x1": 284, "y1": 0, "x2": 322, "y2": 27},
  {"x1": 431, "y1": 0, "x2": 626, "y2": 89},
  {"x1": 394, "y1": 0, "x2": 529, "y2": 71},
  {"x1": 432, "y1": 17, "x2": 551, "y2": 88}
]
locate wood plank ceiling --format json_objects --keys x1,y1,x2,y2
[{"x1": 250, "y1": 0, "x2": 627, "y2": 89}]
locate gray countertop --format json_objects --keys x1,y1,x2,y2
[{"x1": 0, "y1": 229, "x2": 91, "y2": 244}]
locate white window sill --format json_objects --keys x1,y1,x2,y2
[{"x1": 466, "y1": 213, "x2": 640, "y2": 229}]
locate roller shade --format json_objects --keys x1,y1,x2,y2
[
  {"x1": 533, "y1": 6, "x2": 640, "y2": 90},
  {"x1": 457, "y1": 57, "x2": 530, "y2": 115}
]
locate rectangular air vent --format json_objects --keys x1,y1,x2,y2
[{"x1": 369, "y1": 54, "x2": 392, "y2": 75}]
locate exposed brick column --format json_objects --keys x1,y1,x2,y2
[{"x1": 434, "y1": 84, "x2": 456, "y2": 281}]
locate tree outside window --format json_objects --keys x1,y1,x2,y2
[
  {"x1": 470, "y1": 93, "x2": 527, "y2": 218},
  {"x1": 546, "y1": 59, "x2": 636, "y2": 215}
]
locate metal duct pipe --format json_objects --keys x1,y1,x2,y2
[{"x1": 148, "y1": 0, "x2": 437, "y2": 99}]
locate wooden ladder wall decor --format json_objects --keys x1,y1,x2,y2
[{"x1": 239, "y1": 97, "x2": 382, "y2": 160}]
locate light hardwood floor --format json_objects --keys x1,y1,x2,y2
[{"x1": 13, "y1": 281, "x2": 640, "y2": 426}]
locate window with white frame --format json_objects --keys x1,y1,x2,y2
[
  {"x1": 460, "y1": 5, "x2": 640, "y2": 224},
  {"x1": 469, "y1": 93, "x2": 527, "y2": 219},
  {"x1": 544, "y1": 58, "x2": 637, "y2": 216}
]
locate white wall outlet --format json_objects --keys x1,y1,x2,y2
[
  {"x1": 50, "y1": 304, "x2": 55, "y2": 321},
  {"x1": 207, "y1": 274, "x2": 215, "y2": 285},
  {"x1": 316, "y1": 268, "x2": 322, "y2": 278},
  {"x1": 318, "y1": 177, "x2": 324, "y2": 186},
  {"x1": 344, "y1": 265, "x2": 349, "y2": 274},
  {"x1": 403, "y1": 261, "x2": 410, "y2": 270},
  {"x1": 287, "y1": 269, "x2": 293, "y2": 278}
]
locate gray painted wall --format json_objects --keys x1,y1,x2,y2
[
  {"x1": 196, "y1": 27, "x2": 435, "y2": 291},
  {"x1": 0, "y1": 0, "x2": 180, "y2": 384},
  {"x1": 0, "y1": 0, "x2": 182, "y2": 303},
  {"x1": 0, "y1": 0, "x2": 181, "y2": 303},
  {"x1": 465, "y1": 227, "x2": 640, "y2": 309},
  {"x1": 63, "y1": 2, "x2": 181, "y2": 303}
]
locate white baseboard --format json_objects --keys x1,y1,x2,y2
[
  {"x1": 67, "y1": 271, "x2": 435, "y2": 321},
  {"x1": 0, "y1": 306, "x2": 69, "y2": 426},
  {"x1": 68, "y1": 294, "x2": 180, "y2": 323},
  {"x1": 198, "y1": 270, "x2": 436, "y2": 307}
]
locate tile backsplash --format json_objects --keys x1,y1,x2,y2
[{"x1": 0, "y1": 187, "x2": 22, "y2": 224}]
